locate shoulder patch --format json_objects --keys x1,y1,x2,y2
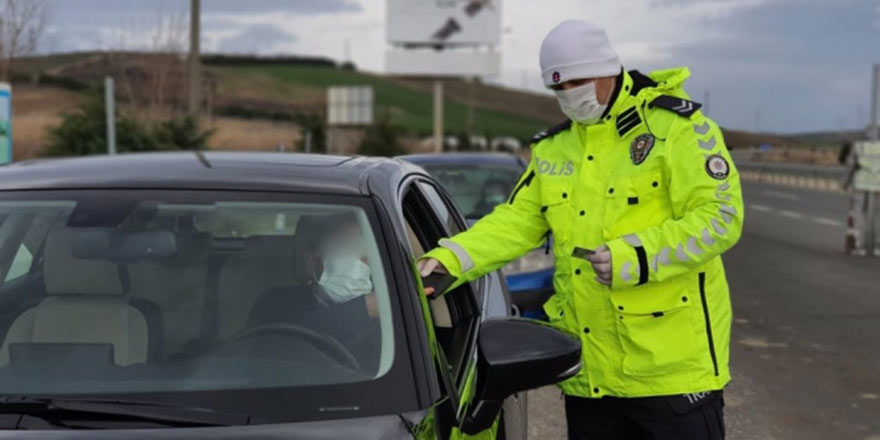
[
  {"x1": 616, "y1": 106, "x2": 642, "y2": 137},
  {"x1": 650, "y1": 95, "x2": 702, "y2": 118},
  {"x1": 531, "y1": 120, "x2": 572, "y2": 144}
]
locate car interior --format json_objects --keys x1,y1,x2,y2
[{"x1": 0, "y1": 198, "x2": 392, "y2": 394}]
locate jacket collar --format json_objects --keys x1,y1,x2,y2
[
  {"x1": 606, "y1": 69, "x2": 635, "y2": 121},
  {"x1": 577, "y1": 69, "x2": 635, "y2": 129}
]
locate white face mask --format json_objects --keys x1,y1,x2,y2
[
  {"x1": 318, "y1": 252, "x2": 373, "y2": 303},
  {"x1": 554, "y1": 81, "x2": 607, "y2": 125}
]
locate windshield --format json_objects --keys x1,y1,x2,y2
[
  {"x1": 422, "y1": 163, "x2": 523, "y2": 219},
  {"x1": 0, "y1": 190, "x2": 397, "y2": 404}
]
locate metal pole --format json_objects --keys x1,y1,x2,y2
[
  {"x1": 869, "y1": 64, "x2": 880, "y2": 141},
  {"x1": 305, "y1": 130, "x2": 312, "y2": 153},
  {"x1": 187, "y1": 0, "x2": 201, "y2": 116},
  {"x1": 433, "y1": 80, "x2": 444, "y2": 153},
  {"x1": 466, "y1": 76, "x2": 475, "y2": 138},
  {"x1": 327, "y1": 128, "x2": 334, "y2": 155},
  {"x1": 105, "y1": 76, "x2": 116, "y2": 155}
]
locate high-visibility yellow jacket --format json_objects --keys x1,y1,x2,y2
[
  {"x1": 422, "y1": 67, "x2": 744, "y2": 398},
  {"x1": 854, "y1": 141, "x2": 880, "y2": 191}
]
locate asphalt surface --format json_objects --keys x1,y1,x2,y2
[{"x1": 527, "y1": 181, "x2": 880, "y2": 440}]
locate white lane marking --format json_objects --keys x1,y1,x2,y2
[
  {"x1": 738, "y1": 337, "x2": 789, "y2": 348},
  {"x1": 763, "y1": 190, "x2": 799, "y2": 200},
  {"x1": 813, "y1": 217, "x2": 844, "y2": 227},
  {"x1": 778, "y1": 210, "x2": 803, "y2": 219},
  {"x1": 750, "y1": 204, "x2": 773, "y2": 212}
]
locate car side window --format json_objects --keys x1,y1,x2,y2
[
  {"x1": 401, "y1": 182, "x2": 480, "y2": 397},
  {"x1": 417, "y1": 182, "x2": 464, "y2": 236}
]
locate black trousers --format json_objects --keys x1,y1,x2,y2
[{"x1": 565, "y1": 391, "x2": 725, "y2": 440}]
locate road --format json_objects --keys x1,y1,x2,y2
[{"x1": 527, "y1": 181, "x2": 880, "y2": 440}]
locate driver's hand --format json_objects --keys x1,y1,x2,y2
[
  {"x1": 417, "y1": 258, "x2": 447, "y2": 296},
  {"x1": 364, "y1": 293, "x2": 379, "y2": 318}
]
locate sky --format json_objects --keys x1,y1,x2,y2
[{"x1": 39, "y1": 0, "x2": 880, "y2": 134}]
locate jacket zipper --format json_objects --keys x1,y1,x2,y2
[
  {"x1": 699, "y1": 272, "x2": 719, "y2": 376},
  {"x1": 508, "y1": 170, "x2": 536, "y2": 205}
]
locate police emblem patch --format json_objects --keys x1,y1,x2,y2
[
  {"x1": 705, "y1": 154, "x2": 730, "y2": 180},
  {"x1": 552, "y1": 71, "x2": 561, "y2": 83},
  {"x1": 630, "y1": 134, "x2": 655, "y2": 165}
]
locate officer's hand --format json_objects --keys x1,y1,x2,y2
[
  {"x1": 417, "y1": 258, "x2": 448, "y2": 296},
  {"x1": 586, "y1": 244, "x2": 612, "y2": 286}
]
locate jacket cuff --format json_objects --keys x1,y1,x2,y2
[
  {"x1": 606, "y1": 238, "x2": 642, "y2": 291},
  {"x1": 421, "y1": 247, "x2": 463, "y2": 279}
]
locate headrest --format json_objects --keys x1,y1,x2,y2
[{"x1": 44, "y1": 226, "x2": 124, "y2": 296}]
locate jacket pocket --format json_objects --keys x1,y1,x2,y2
[
  {"x1": 611, "y1": 279, "x2": 702, "y2": 376},
  {"x1": 602, "y1": 170, "x2": 668, "y2": 240},
  {"x1": 542, "y1": 294, "x2": 571, "y2": 330},
  {"x1": 540, "y1": 181, "x2": 573, "y2": 244}
]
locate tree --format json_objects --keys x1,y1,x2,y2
[
  {"x1": 153, "y1": 116, "x2": 211, "y2": 151},
  {"x1": 45, "y1": 97, "x2": 212, "y2": 156},
  {"x1": 0, "y1": 0, "x2": 49, "y2": 81},
  {"x1": 294, "y1": 113, "x2": 327, "y2": 153},
  {"x1": 357, "y1": 113, "x2": 407, "y2": 157}
]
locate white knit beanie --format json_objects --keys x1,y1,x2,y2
[{"x1": 540, "y1": 20, "x2": 622, "y2": 88}]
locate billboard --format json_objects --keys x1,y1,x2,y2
[
  {"x1": 327, "y1": 86, "x2": 374, "y2": 126},
  {"x1": 0, "y1": 83, "x2": 10, "y2": 164},
  {"x1": 386, "y1": 49, "x2": 500, "y2": 77},
  {"x1": 387, "y1": 0, "x2": 502, "y2": 46}
]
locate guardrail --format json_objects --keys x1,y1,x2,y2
[{"x1": 735, "y1": 160, "x2": 849, "y2": 193}]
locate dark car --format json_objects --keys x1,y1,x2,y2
[
  {"x1": 399, "y1": 154, "x2": 555, "y2": 318},
  {"x1": 0, "y1": 152, "x2": 580, "y2": 439}
]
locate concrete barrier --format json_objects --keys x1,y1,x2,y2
[{"x1": 735, "y1": 161, "x2": 848, "y2": 193}]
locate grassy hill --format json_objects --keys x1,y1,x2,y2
[
  {"x1": 207, "y1": 64, "x2": 553, "y2": 140},
  {"x1": 9, "y1": 52, "x2": 846, "y2": 161}
]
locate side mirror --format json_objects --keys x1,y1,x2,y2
[{"x1": 460, "y1": 318, "x2": 581, "y2": 434}]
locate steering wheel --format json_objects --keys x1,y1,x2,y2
[{"x1": 226, "y1": 323, "x2": 361, "y2": 371}]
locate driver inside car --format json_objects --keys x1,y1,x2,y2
[{"x1": 247, "y1": 213, "x2": 380, "y2": 370}]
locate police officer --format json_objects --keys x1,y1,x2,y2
[
  {"x1": 418, "y1": 20, "x2": 743, "y2": 439},
  {"x1": 843, "y1": 140, "x2": 880, "y2": 256}
]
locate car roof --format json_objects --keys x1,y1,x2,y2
[
  {"x1": 0, "y1": 152, "x2": 422, "y2": 195},
  {"x1": 399, "y1": 153, "x2": 525, "y2": 168}
]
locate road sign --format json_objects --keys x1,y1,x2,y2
[
  {"x1": 327, "y1": 86, "x2": 374, "y2": 126},
  {"x1": 0, "y1": 83, "x2": 11, "y2": 164}
]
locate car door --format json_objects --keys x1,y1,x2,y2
[
  {"x1": 399, "y1": 176, "x2": 526, "y2": 440},
  {"x1": 399, "y1": 177, "x2": 489, "y2": 439},
  {"x1": 414, "y1": 180, "x2": 527, "y2": 440}
]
